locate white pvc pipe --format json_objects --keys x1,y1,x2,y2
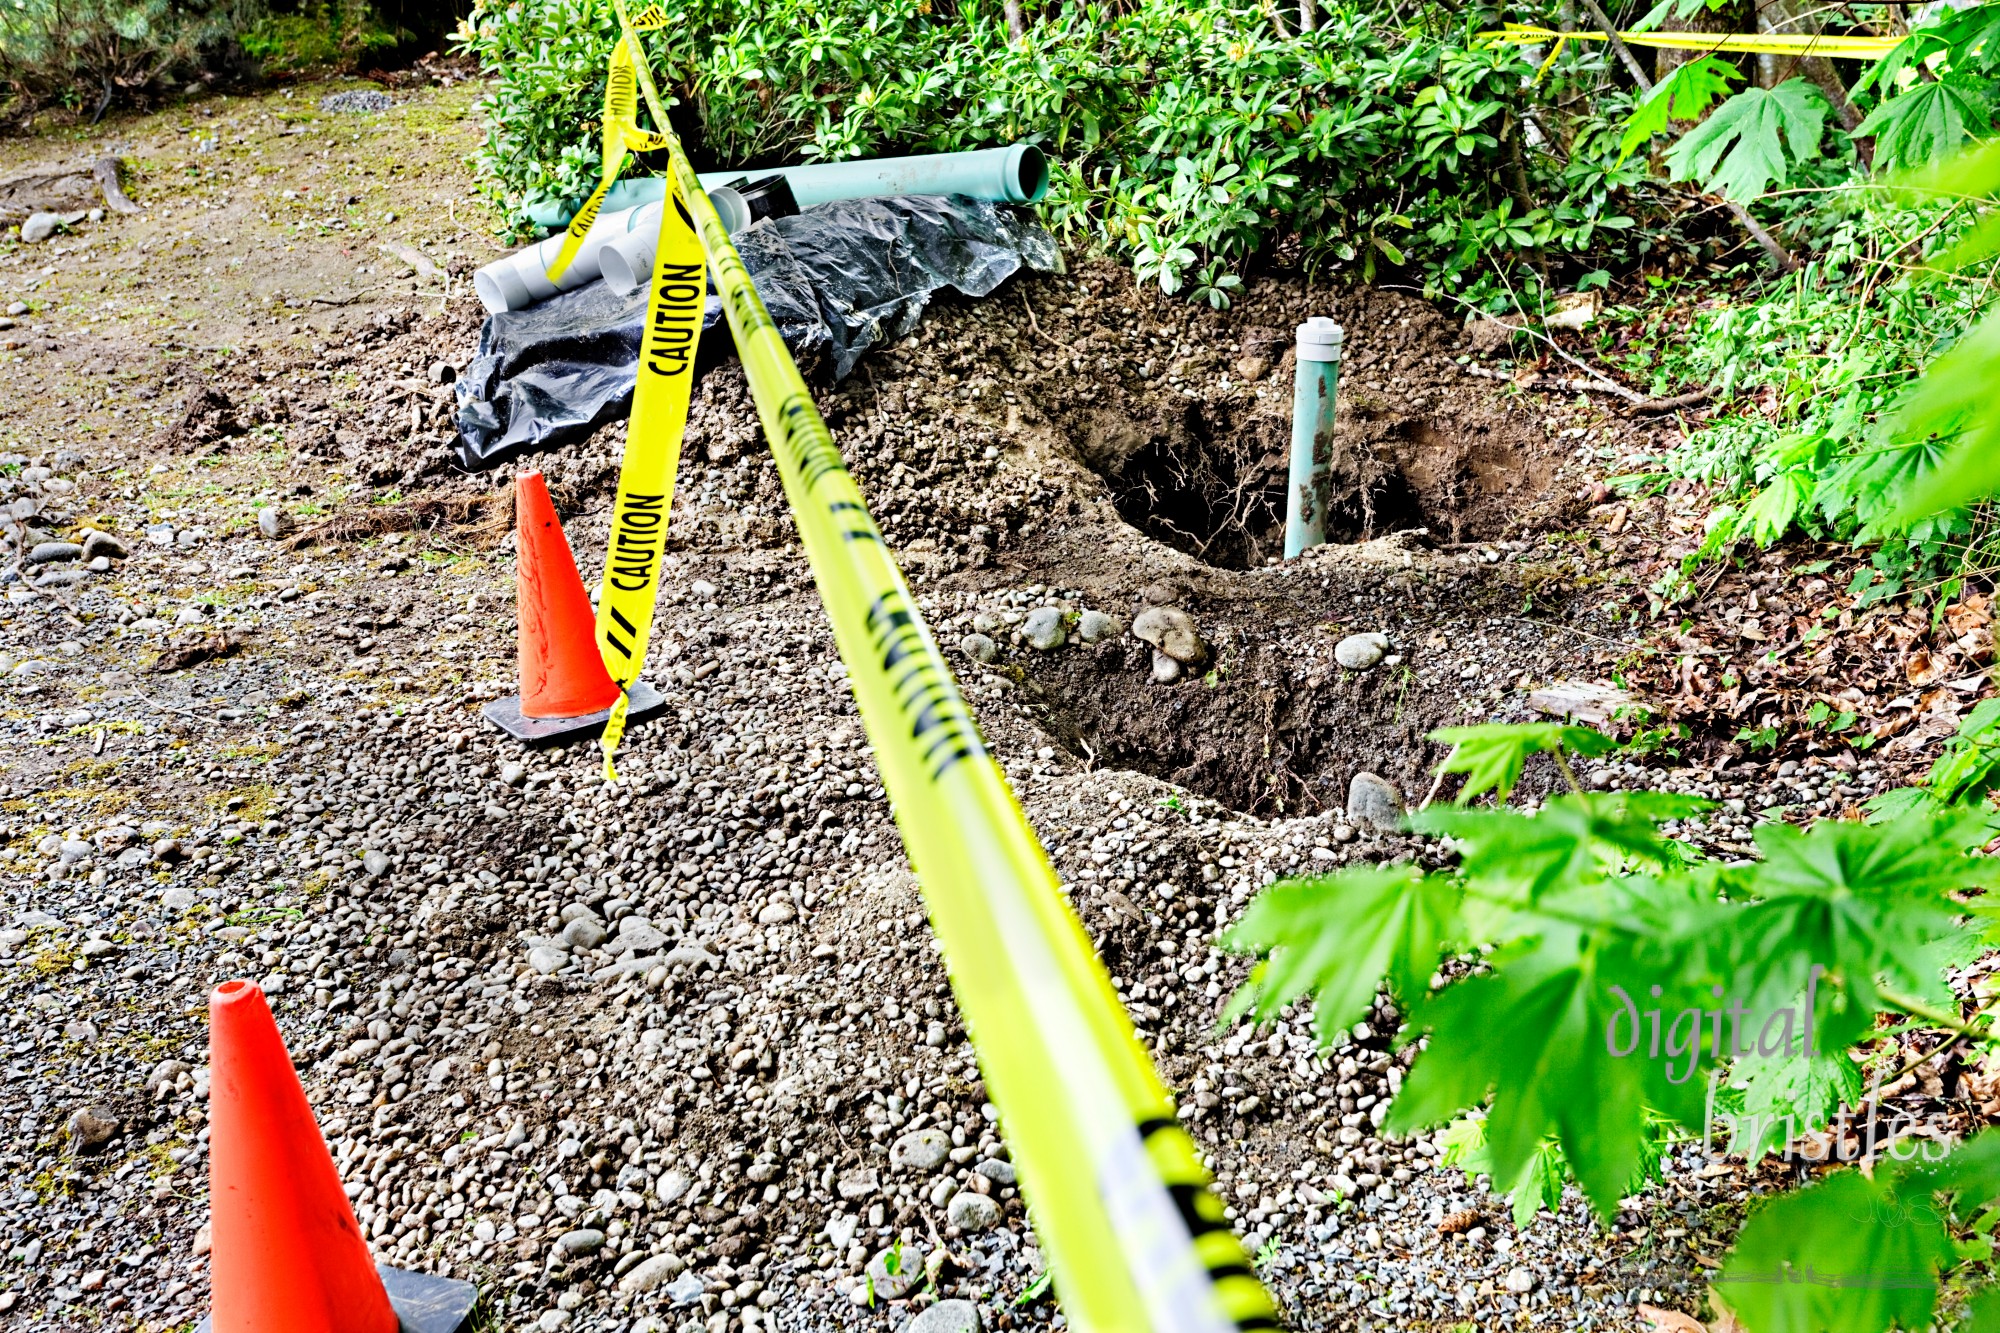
[
  {"x1": 473, "y1": 203, "x2": 659, "y2": 315},
  {"x1": 599, "y1": 188, "x2": 751, "y2": 299}
]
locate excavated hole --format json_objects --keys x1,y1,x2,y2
[{"x1": 1073, "y1": 397, "x2": 1499, "y2": 570}]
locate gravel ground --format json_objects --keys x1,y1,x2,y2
[{"x1": 0, "y1": 74, "x2": 1969, "y2": 1333}]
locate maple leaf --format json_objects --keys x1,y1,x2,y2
[
  {"x1": 1855, "y1": 76, "x2": 1992, "y2": 176},
  {"x1": 1620, "y1": 55, "x2": 1741, "y2": 161},
  {"x1": 1220, "y1": 864, "x2": 1458, "y2": 1041},
  {"x1": 1665, "y1": 79, "x2": 1829, "y2": 201},
  {"x1": 1427, "y1": 723, "x2": 1618, "y2": 805}
]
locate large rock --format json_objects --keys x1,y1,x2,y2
[
  {"x1": 1131, "y1": 606, "x2": 1204, "y2": 664},
  {"x1": 1347, "y1": 772, "x2": 1405, "y2": 833},
  {"x1": 67, "y1": 1106, "x2": 119, "y2": 1155},
  {"x1": 946, "y1": 1191, "x2": 1002, "y2": 1231},
  {"x1": 1334, "y1": 632, "x2": 1388, "y2": 670},
  {"x1": 27, "y1": 541, "x2": 81, "y2": 565},
  {"x1": 1021, "y1": 606, "x2": 1066, "y2": 651}
]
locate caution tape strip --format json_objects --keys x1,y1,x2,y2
[
  {"x1": 543, "y1": 35, "x2": 677, "y2": 287},
  {"x1": 1480, "y1": 22, "x2": 1906, "y2": 60},
  {"x1": 600, "y1": 0, "x2": 1278, "y2": 1325}
]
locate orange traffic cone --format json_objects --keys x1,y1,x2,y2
[
  {"x1": 482, "y1": 471, "x2": 667, "y2": 745},
  {"x1": 203, "y1": 980, "x2": 477, "y2": 1333},
  {"x1": 515, "y1": 471, "x2": 620, "y2": 719}
]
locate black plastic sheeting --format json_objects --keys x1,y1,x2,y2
[{"x1": 453, "y1": 194, "x2": 1058, "y2": 472}]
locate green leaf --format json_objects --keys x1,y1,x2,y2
[
  {"x1": 1426, "y1": 723, "x2": 1618, "y2": 806},
  {"x1": 1715, "y1": 813, "x2": 1990, "y2": 1052},
  {"x1": 1387, "y1": 929, "x2": 1712, "y2": 1220},
  {"x1": 1855, "y1": 77, "x2": 1993, "y2": 176},
  {"x1": 1722, "y1": 1048, "x2": 1864, "y2": 1161},
  {"x1": 1741, "y1": 469, "x2": 1811, "y2": 547},
  {"x1": 1719, "y1": 1169, "x2": 1952, "y2": 1333},
  {"x1": 1884, "y1": 311, "x2": 2000, "y2": 525},
  {"x1": 1411, "y1": 791, "x2": 1712, "y2": 901},
  {"x1": 1664, "y1": 79, "x2": 1829, "y2": 201},
  {"x1": 1220, "y1": 864, "x2": 1458, "y2": 1041},
  {"x1": 1619, "y1": 55, "x2": 1741, "y2": 161},
  {"x1": 1929, "y1": 697, "x2": 2000, "y2": 805}
]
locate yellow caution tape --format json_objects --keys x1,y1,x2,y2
[
  {"x1": 593, "y1": 179, "x2": 704, "y2": 780},
  {"x1": 543, "y1": 35, "x2": 676, "y2": 286},
  {"x1": 1480, "y1": 22, "x2": 1906, "y2": 60},
  {"x1": 602, "y1": 0, "x2": 1279, "y2": 1325}
]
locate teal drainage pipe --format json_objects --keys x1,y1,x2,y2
[
  {"x1": 1285, "y1": 318, "x2": 1344, "y2": 559},
  {"x1": 695, "y1": 142, "x2": 1048, "y2": 209},
  {"x1": 530, "y1": 142, "x2": 1050, "y2": 231}
]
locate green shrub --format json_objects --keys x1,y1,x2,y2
[
  {"x1": 0, "y1": 0, "x2": 257, "y2": 115},
  {"x1": 454, "y1": 0, "x2": 1660, "y2": 307}
]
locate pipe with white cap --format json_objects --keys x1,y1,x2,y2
[
  {"x1": 1285, "y1": 318, "x2": 1344, "y2": 559},
  {"x1": 694, "y1": 142, "x2": 1048, "y2": 209}
]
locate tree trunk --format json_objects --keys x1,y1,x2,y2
[
  {"x1": 1657, "y1": 0, "x2": 1753, "y2": 82},
  {"x1": 1298, "y1": 0, "x2": 1318, "y2": 35},
  {"x1": 1002, "y1": 0, "x2": 1026, "y2": 46},
  {"x1": 1760, "y1": 0, "x2": 1866, "y2": 131}
]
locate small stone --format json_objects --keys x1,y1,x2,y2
[
  {"x1": 973, "y1": 1158, "x2": 1016, "y2": 1187},
  {"x1": 655, "y1": 1169, "x2": 690, "y2": 1204},
  {"x1": 958, "y1": 633, "x2": 997, "y2": 663},
  {"x1": 67, "y1": 1107, "x2": 119, "y2": 1155},
  {"x1": 1334, "y1": 633, "x2": 1388, "y2": 671},
  {"x1": 906, "y1": 1299, "x2": 983, "y2": 1333},
  {"x1": 430, "y1": 359, "x2": 457, "y2": 385},
  {"x1": 1139, "y1": 582, "x2": 1177, "y2": 606},
  {"x1": 561, "y1": 917, "x2": 607, "y2": 949},
  {"x1": 361, "y1": 849, "x2": 391, "y2": 878},
  {"x1": 1233, "y1": 354, "x2": 1270, "y2": 383},
  {"x1": 21, "y1": 212, "x2": 60, "y2": 243},
  {"x1": 1151, "y1": 650, "x2": 1182, "y2": 684},
  {"x1": 28, "y1": 541, "x2": 82, "y2": 565},
  {"x1": 499, "y1": 761, "x2": 526, "y2": 787},
  {"x1": 836, "y1": 1166, "x2": 879, "y2": 1201},
  {"x1": 1022, "y1": 606, "x2": 1066, "y2": 651},
  {"x1": 80, "y1": 531, "x2": 128, "y2": 561},
  {"x1": 756, "y1": 898, "x2": 796, "y2": 925},
  {"x1": 618, "y1": 1251, "x2": 685, "y2": 1293},
  {"x1": 1346, "y1": 772, "x2": 1405, "y2": 833},
  {"x1": 617, "y1": 916, "x2": 668, "y2": 951},
  {"x1": 528, "y1": 946, "x2": 566, "y2": 975},
  {"x1": 1503, "y1": 1266, "x2": 1536, "y2": 1294},
  {"x1": 537, "y1": 1311, "x2": 570, "y2": 1332},
  {"x1": 1131, "y1": 606, "x2": 1204, "y2": 664},
  {"x1": 890, "y1": 1128, "x2": 950, "y2": 1173},
  {"x1": 946, "y1": 1191, "x2": 1002, "y2": 1231},
  {"x1": 257, "y1": 507, "x2": 292, "y2": 539},
  {"x1": 555, "y1": 1227, "x2": 605, "y2": 1257},
  {"x1": 1075, "y1": 609, "x2": 1120, "y2": 643}
]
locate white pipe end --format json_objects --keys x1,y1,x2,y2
[{"x1": 1297, "y1": 318, "x2": 1343, "y2": 363}]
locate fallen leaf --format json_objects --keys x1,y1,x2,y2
[
  {"x1": 1908, "y1": 648, "x2": 1946, "y2": 686},
  {"x1": 1638, "y1": 1303, "x2": 1707, "y2": 1333}
]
